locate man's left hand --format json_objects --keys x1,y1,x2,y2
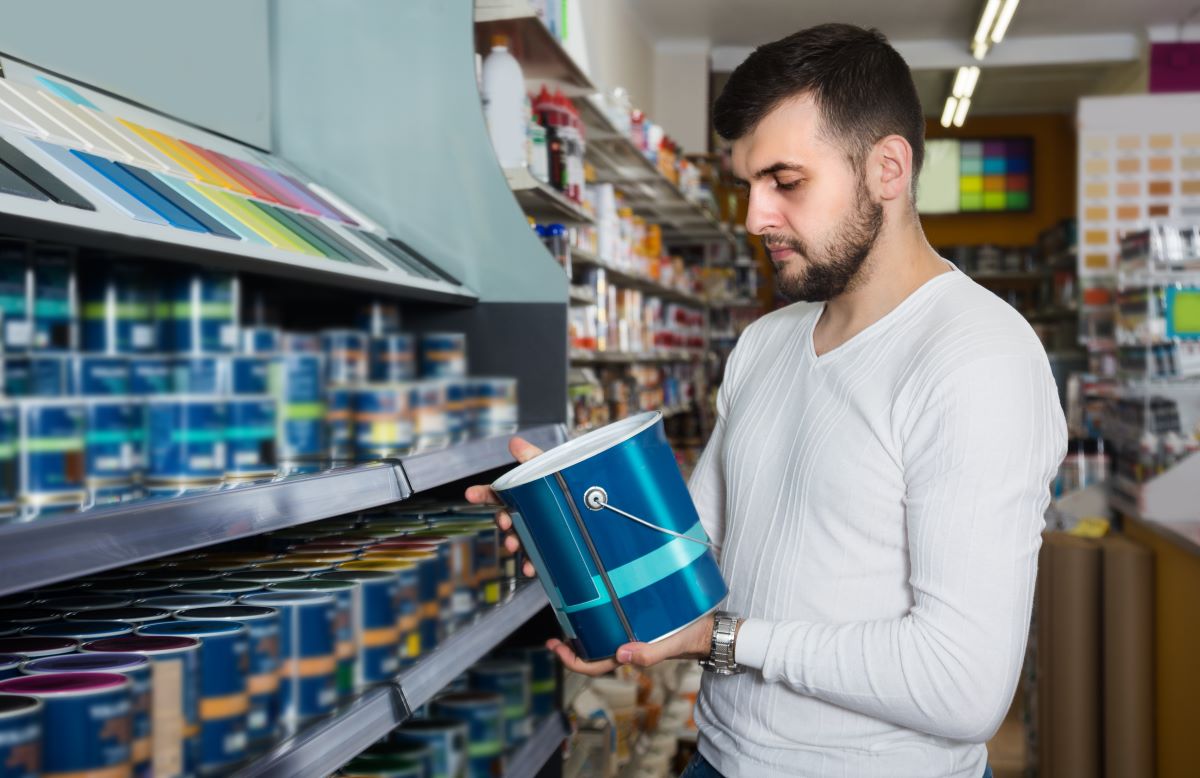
[{"x1": 546, "y1": 615, "x2": 713, "y2": 676}]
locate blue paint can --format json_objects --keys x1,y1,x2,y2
[
  {"x1": 5, "y1": 356, "x2": 69, "y2": 397},
  {"x1": 0, "y1": 694, "x2": 40, "y2": 778},
  {"x1": 83, "y1": 397, "x2": 137, "y2": 490},
  {"x1": 268, "y1": 580, "x2": 356, "y2": 697},
  {"x1": 90, "y1": 483, "x2": 141, "y2": 507},
  {"x1": 337, "y1": 560, "x2": 419, "y2": 663},
  {"x1": 0, "y1": 239, "x2": 31, "y2": 352},
  {"x1": 280, "y1": 333, "x2": 320, "y2": 353},
  {"x1": 270, "y1": 354, "x2": 326, "y2": 463},
  {"x1": 491, "y1": 411, "x2": 727, "y2": 660},
  {"x1": 444, "y1": 379, "x2": 469, "y2": 445},
  {"x1": 171, "y1": 356, "x2": 228, "y2": 394},
  {"x1": 68, "y1": 355, "x2": 130, "y2": 396},
  {"x1": 80, "y1": 264, "x2": 155, "y2": 355},
  {"x1": 239, "y1": 591, "x2": 337, "y2": 724},
  {"x1": 342, "y1": 742, "x2": 432, "y2": 778},
  {"x1": 65, "y1": 607, "x2": 171, "y2": 627},
  {"x1": 353, "y1": 384, "x2": 413, "y2": 459},
  {"x1": 313, "y1": 570, "x2": 399, "y2": 687},
  {"x1": 21, "y1": 652, "x2": 152, "y2": 777},
  {"x1": 430, "y1": 691, "x2": 506, "y2": 778},
  {"x1": 17, "y1": 398, "x2": 85, "y2": 518},
  {"x1": 224, "y1": 570, "x2": 307, "y2": 586},
  {"x1": 419, "y1": 333, "x2": 466, "y2": 378},
  {"x1": 0, "y1": 607, "x2": 60, "y2": 627},
  {"x1": 358, "y1": 302, "x2": 401, "y2": 338},
  {"x1": 471, "y1": 378, "x2": 518, "y2": 439},
  {"x1": 0, "y1": 637, "x2": 77, "y2": 659},
  {"x1": 321, "y1": 329, "x2": 368, "y2": 384},
  {"x1": 174, "y1": 580, "x2": 264, "y2": 598},
  {"x1": 136, "y1": 594, "x2": 236, "y2": 613},
  {"x1": 226, "y1": 396, "x2": 277, "y2": 480},
  {"x1": 390, "y1": 717, "x2": 469, "y2": 778},
  {"x1": 83, "y1": 580, "x2": 174, "y2": 600},
  {"x1": 362, "y1": 549, "x2": 438, "y2": 657},
  {"x1": 30, "y1": 245, "x2": 77, "y2": 353},
  {"x1": 326, "y1": 384, "x2": 355, "y2": 461},
  {"x1": 231, "y1": 355, "x2": 270, "y2": 394},
  {"x1": 83, "y1": 634, "x2": 202, "y2": 778},
  {"x1": 501, "y1": 646, "x2": 556, "y2": 718},
  {"x1": 369, "y1": 334, "x2": 415, "y2": 382},
  {"x1": 469, "y1": 660, "x2": 532, "y2": 746},
  {"x1": 240, "y1": 326, "x2": 280, "y2": 355},
  {"x1": 128, "y1": 356, "x2": 173, "y2": 395},
  {"x1": 0, "y1": 672, "x2": 131, "y2": 778},
  {"x1": 144, "y1": 396, "x2": 226, "y2": 486},
  {"x1": 412, "y1": 380, "x2": 449, "y2": 452},
  {"x1": 176, "y1": 605, "x2": 280, "y2": 745},
  {"x1": 0, "y1": 654, "x2": 23, "y2": 680},
  {"x1": 138, "y1": 620, "x2": 249, "y2": 774},
  {"x1": 25, "y1": 621, "x2": 134, "y2": 642},
  {"x1": 158, "y1": 272, "x2": 238, "y2": 354},
  {"x1": 0, "y1": 401, "x2": 17, "y2": 519}
]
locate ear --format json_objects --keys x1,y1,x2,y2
[{"x1": 870, "y1": 135, "x2": 913, "y2": 203}]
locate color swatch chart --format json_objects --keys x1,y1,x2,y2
[
  {"x1": 1077, "y1": 94, "x2": 1200, "y2": 278},
  {"x1": 958, "y1": 139, "x2": 1032, "y2": 212},
  {"x1": 0, "y1": 67, "x2": 458, "y2": 294}
]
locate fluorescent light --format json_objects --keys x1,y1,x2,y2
[
  {"x1": 991, "y1": 0, "x2": 1020, "y2": 43},
  {"x1": 974, "y1": 0, "x2": 1002, "y2": 44},
  {"x1": 941, "y1": 96, "x2": 958, "y2": 128},
  {"x1": 953, "y1": 66, "x2": 981, "y2": 98},
  {"x1": 972, "y1": 39, "x2": 990, "y2": 60},
  {"x1": 952, "y1": 97, "x2": 972, "y2": 128}
]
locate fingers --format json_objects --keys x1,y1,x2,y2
[
  {"x1": 523, "y1": 559, "x2": 535, "y2": 577},
  {"x1": 546, "y1": 638, "x2": 618, "y2": 677},
  {"x1": 495, "y1": 510, "x2": 512, "y2": 531},
  {"x1": 509, "y1": 436, "x2": 543, "y2": 464},
  {"x1": 503, "y1": 533, "x2": 520, "y2": 554},
  {"x1": 464, "y1": 484, "x2": 500, "y2": 505}
]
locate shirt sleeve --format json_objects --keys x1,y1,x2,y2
[{"x1": 734, "y1": 352, "x2": 1067, "y2": 742}]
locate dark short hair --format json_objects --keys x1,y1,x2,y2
[{"x1": 713, "y1": 23, "x2": 925, "y2": 187}]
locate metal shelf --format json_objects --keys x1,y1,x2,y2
[
  {"x1": 708, "y1": 297, "x2": 759, "y2": 309},
  {"x1": 505, "y1": 167, "x2": 594, "y2": 225},
  {"x1": 569, "y1": 285, "x2": 597, "y2": 306},
  {"x1": 0, "y1": 425, "x2": 565, "y2": 598},
  {"x1": 570, "y1": 350, "x2": 704, "y2": 365},
  {"x1": 475, "y1": 3, "x2": 594, "y2": 94},
  {"x1": 234, "y1": 583, "x2": 551, "y2": 778},
  {"x1": 573, "y1": 249, "x2": 706, "y2": 306},
  {"x1": 575, "y1": 99, "x2": 734, "y2": 248},
  {"x1": 504, "y1": 713, "x2": 569, "y2": 778}
]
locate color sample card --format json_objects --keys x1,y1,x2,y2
[
  {"x1": 0, "y1": 137, "x2": 93, "y2": 210},
  {"x1": 30, "y1": 139, "x2": 170, "y2": 225},
  {"x1": 916, "y1": 138, "x2": 1033, "y2": 214}
]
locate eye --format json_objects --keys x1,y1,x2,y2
[{"x1": 775, "y1": 177, "x2": 802, "y2": 191}]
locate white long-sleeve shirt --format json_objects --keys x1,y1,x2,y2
[{"x1": 689, "y1": 268, "x2": 1066, "y2": 778}]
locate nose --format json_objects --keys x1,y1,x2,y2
[{"x1": 743, "y1": 188, "x2": 780, "y2": 237}]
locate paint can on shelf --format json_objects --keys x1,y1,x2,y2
[
  {"x1": 137, "y1": 620, "x2": 249, "y2": 774},
  {"x1": 321, "y1": 329, "x2": 368, "y2": 384},
  {"x1": 353, "y1": 383, "x2": 414, "y2": 459},
  {"x1": 369, "y1": 334, "x2": 415, "y2": 382},
  {"x1": 144, "y1": 396, "x2": 226, "y2": 487},
  {"x1": 21, "y1": 652, "x2": 152, "y2": 778},
  {"x1": 158, "y1": 271, "x2": 238, "y2": 354},
  {"x1": 430, "y1": 691, "x2": 505, "y2": 778},
  {"x1": 17, "y1": 399, "x2": 86, "y2": 519},
  {"x1": 225, "y1": 395, "x2": 277, "y2": 480},
  {"x1": 326, "y1": 383, "x2": 356, "y2": 461},
  {"x1": 390, "y1": 717, "x2": 469, "y2": 778},
  {"x1": 0, "y1": 694, "x2": 40, "y2": 778},
  {"x1": 0, "y1": 401, "x2": 18, "y2": 520},
  {"x1": 270, "y1": 353, "x2": 326, "y2": 464},
  {"x1": 471, "y1": 377, "x2": 518, "y2": 439},
  {"x1": 0, "y1": 672, "x2": 132, "y2": 778},
  {"x1": 411, "y1": 380, "x2": 450, "y2": 452},
  {"x1": 239, "y1": 591, "x2": 337, "y2": 724},
  {"x1": 0, "y1": 637, "x2": 78, "y2": 659},
  {"x1": 68, "y1": 355, "x2": 131, "y2": 395},
  {"x1": 267, "y1": 580, "x2": 356, "y2": 697},
  {"x1": 469, "y1": 659, "x2": 532, "y2": 746},
  {"x1": 80, "y1": 264, "x2": 155, "y2": 355},
  {"x1": 419, "y1": 333, "x2": 466, "y2": 378},
  {"x1": 313, "y1": 570, "x2": 399, "y2": 688}
]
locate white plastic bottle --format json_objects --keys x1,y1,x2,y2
[{"x1": 481, "y1": 35, "x2": 528, "y2": 170}]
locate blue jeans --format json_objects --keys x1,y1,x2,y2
[{"x1": 680, "y1": 753, "x2": 995, "y2": 777}]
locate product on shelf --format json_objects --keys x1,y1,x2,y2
[
  {"x1": 0, "y1": 693, "x2": 40, "y2": 777},
  {"x1": 430, "y1": 691, "x2": 507, "y2": 778},
  {"x1": 481, "y1": 35, "x2": 528, "y2": 171}
]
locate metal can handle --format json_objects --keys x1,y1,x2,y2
[{"x1": 582, "y1": 486, "x2": 718, "y2": 550}]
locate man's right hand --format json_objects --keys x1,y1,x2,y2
[{"x1": 464, "y1": 436, "x2": 544, "y2": 578}]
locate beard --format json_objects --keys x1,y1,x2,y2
[{"x1": 764, "y1": 180, "x2": 884, "y2": 303}]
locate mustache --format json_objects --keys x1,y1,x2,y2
[{"x1": 761, "y1": 234, "x2": 806, "y2": 255}]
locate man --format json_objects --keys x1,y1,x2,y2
[{"x1": 467, "y1": 23, "x2": 1065, "y2": 778}]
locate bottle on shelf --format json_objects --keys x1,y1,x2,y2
[{"x1": 481, "y1": 34, "x2": 527, "y2": 170}]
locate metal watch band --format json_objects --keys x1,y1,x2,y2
[{"x1": 699, "y1": 610, "x2": 744, "y2": 675}]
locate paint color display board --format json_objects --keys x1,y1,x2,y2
[
  {"x1": 1077, "y1": 94, "x2": 1200, "y2": 279},
  {"x1": 916, "y1": 138, "x2": 1033, "y2": 214},
  {"x1": 0, "y1": 55, "x2": 470, "y2": 303}
]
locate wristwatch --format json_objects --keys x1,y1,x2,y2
[{"x1": 699, "y1": 610, "x2": 744, "y2": 675}]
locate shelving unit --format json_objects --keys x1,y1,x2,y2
[
  {"x1": 232, "y1": 583, "x2": 551, "y2": 778},
  {"x1": 505, "y1": 166, "x2": 594, "y2": 225},
  {"x1": 0, "y1": 424, "x2": 565, "y2": 598},
  {"x1": 569, "y1": 349, "x2": 703, "y2": 365},
  {"x1": 474, "y1": 1, "x2": 594, "y2": 95},
  {"x1": 504, "y1": 714, "x2": 571, "y2": 778},
  {"x1": 573, "y1": 249, "x2": 706, "y2": 306}
]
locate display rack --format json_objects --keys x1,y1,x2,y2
[
  {"x1": 232, "y1": 583, "x2": 551, "y2": 778},
  {"x1": 0, "y1": 424, "x2": 565, "y2": 598},
  {"x1": 504, "y1": 714, "x2": 571, "y2": 778},
  {"x1": 573, "y1": 249, "x2": 706, "y2": 306},
  {"x1": 569, "y1": 349, "x2": 703, "y2": 365},
  {"x1": 474, "y1": 1, "x2": 595, "y2": 94},
  {"x1": 505, "y1": 166, "x2": 594, "y2": 225}
]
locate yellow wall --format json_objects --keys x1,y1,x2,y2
[{"x1": 920, "y1": 114, "x2": 1077, "y2": 248}]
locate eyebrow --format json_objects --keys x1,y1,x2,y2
[{"x1": 731, "y1": 161, "x2": 808, "y2": 188}]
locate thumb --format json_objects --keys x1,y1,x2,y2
[
  {"x1": 509, "y1": 436, "x2": 543, "y2": 464},
  {"x1": 616, "y1": 641, "x2": 660, "y2": 667}
]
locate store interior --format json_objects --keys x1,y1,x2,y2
[{"x1": 0, "y1": 0, "x2": 1196, "y2": 776}]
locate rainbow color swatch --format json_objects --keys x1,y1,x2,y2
[{"x1": 917, "y1": 138, "x2": 1034, "y2": 215}]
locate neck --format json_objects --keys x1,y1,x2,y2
[{"x1": 819, "y1": 211, "x2": 946, "y2": 338}]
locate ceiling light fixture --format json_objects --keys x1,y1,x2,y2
[
  {"x1": 952, "y1": 66, "x2": 981, "y2": 98},
  {"x1": 973, "y1": 0, "x2": 1002, "y2": 48},
  {"x1": 952, "y1": 97, "x2": 972, "y2": 128},
  {"x1": 941, "y1": 96, "x2": 959, "y2": 128},
  {"x1": 990, "y1": 0, "x2": 1021, "y2": 43}
]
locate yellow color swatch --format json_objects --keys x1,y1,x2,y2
[
  {"x1": 960, "y1": 176, "x2": 983, "y2": 194},
  {"x1": 1085, "y1": 183, "x2": 1108, "y2": 198},
  {"x1": 118, "y1": 119, "x2": 252, "y2": 194},
  {"x1": 190, "y1": 183, "x2": 321, "y2": 257},
  {"x1": 1085, "y1": 206, "x2": 1108, "y2": 221},
  {"x1": 1084, "y1": 229, "x2": 1109, "y2": 246}
]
